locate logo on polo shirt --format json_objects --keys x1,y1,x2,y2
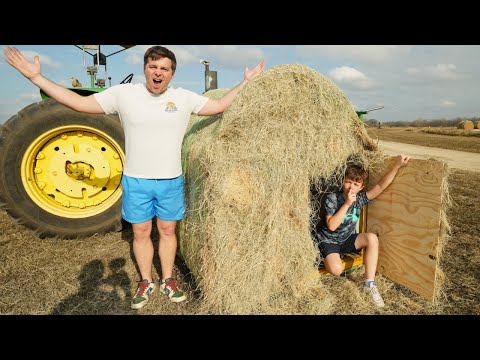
[{"x1": 165, "y1": 102, "x2": 178, "y2": 113}]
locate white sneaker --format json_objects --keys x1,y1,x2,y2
[
  {"x1": 131, "y1": 279, "x2": 156, "y2": 309},
  {"x1": 364, "y1": 281, "x2": 385, "y2": 308},
  {"x1": 160, "y1": 278, "x2": 187, "y2": 303}
]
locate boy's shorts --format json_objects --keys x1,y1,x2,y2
[
  {"x1": 319, "y1": 233, "x2": 360, "y2": 258},
  {"x1": 121, "y1": 174, "x2": 185, "y2": 223}
]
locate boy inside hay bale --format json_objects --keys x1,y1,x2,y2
[
  {"x1": 314, "y1": 155, "x2": 410, "y2": 308},
  {"x1": 180, "y1": 64, "x2": 390, "y2": 314}
]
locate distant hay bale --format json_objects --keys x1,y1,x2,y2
[
  {"x1": 475, "y1": 121, "x2": 480, "y2": 129},
  {"x1": 179, "y1": 64, "x2": 384, "y2": 314},
  {"x1": 457, "y1": 120, "x2": 474, "y2": 130}
]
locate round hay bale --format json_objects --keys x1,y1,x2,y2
[
  {"x1": 475, "y1": 120, "x2": 480, "y2": 129},
  {"x1": 180, "y1": 64, "x2": 383, "y2": 314},
  {"x1": 457, "y1": 120, "x2": 474, "y2": 130}
]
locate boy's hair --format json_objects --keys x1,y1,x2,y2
[
  {"x1": 144, "y1": 46, "x2": 177, "y2": 72},
  {"x1": 344, "y1": 164, "x2": 368, "y2": 183}
]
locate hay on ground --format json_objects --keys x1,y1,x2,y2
[{"x1": 434, "y1": 162, "x2": 452, "y2": 302}]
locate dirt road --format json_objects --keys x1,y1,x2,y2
[{"x1": 379, "y1": 140, "x2": 480, "y2": 171}]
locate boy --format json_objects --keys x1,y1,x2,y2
[{"x1": 316, "y1": 154, "x2": 410, "y2": 307}]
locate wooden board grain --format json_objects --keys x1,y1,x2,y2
[{"x1": 367, "y1": 157, "x2": 446, "y2": 300}]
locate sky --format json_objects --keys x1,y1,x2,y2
[{"x1": 1, "y1": 45, "x2": 479, "y2": 124}]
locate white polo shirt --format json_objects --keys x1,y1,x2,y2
[{"x1": 94, "y1": 83, "x2": 209, "y2": 179}]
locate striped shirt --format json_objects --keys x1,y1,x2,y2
[{"x1": 315, "y1": 191, "x2": 370, "y2": 245}]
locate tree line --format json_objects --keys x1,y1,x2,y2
[{"x1": 364, "y1": 117, "x2": 480, "y2": 127}]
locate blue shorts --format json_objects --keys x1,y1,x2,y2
[{"x1": 121, "y1": 175, "x2": 185, "y2": 223}]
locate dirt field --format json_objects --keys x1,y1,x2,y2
[
  {"x1": 367, "y1": 126, "x2": 480, "y2": 154},
  {"x1": 378, "y1": 141, "x2": 480, "y2": 171},
  {"x1": 0, "y1": 127, "x2": 479, "y2": 315}
]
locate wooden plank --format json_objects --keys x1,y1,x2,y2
[{"x1": 367, "y1": 157, "x2": 446, "y2": 300}]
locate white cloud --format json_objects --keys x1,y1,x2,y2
[
  {"x1": 406, "y1": 63, "x2": 462, "y2": 81},
  {"x1": 0, "y1": 91, "x2": 41, "y2": 122},
  {"x1": 0, "y1": 90, "x2": 40, "y2": 106},
  {"x1": 20, "y1": 90, "x2": 41, "y2": 101},
  {"x1": 173, "y1": 80, "x2": 202, "y2": 88},
  {"x1": 201, "y1": 45, "x2": 264, "y2": 69},
  {"x1": 166, "y1": 46, "x2": 200, "y2": 66},
  {"x1": 328, "y1": 66, "x2": 374, "y2": 90},
  {"x1": 22, "y1": 50, "x2": 61, "y2": 68},
  {"x1": 129, "y1": 45, "x2": 265, "y2": 70},
  {"x1": 125, "y1": 52, "x2": 143, "y2": 65},
  {"x1": 440, "y1": 100, "x2": 456, "y2": 107},
  {"x1": 406, "y1": 67, "x2": 420, "y2": 75},
  {"x1": 59, "y1": 79, "x2": 70, "y2": 87},
  {"x1": 172, "y1": 45, "x2": 264, "y2": 69},
  {"x1": 426, "y1": 64, "x2": 461, "y2": 80},
  {"x1": 297, "y1": 45, "x2": 411, "y2": 64}
]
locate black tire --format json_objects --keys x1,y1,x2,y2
[{"x1": 0, "y1": 99, "x2": 125, "y2": 239}]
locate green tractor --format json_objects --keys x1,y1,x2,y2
[
  {"x1": 356, "y1": 106, "x2": 384, "y2": 124},
  {"x1": 0, "y1": 45, "x2": 135, "y2": 238}
]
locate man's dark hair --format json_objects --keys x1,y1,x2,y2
[
  {"x1": 344, "y1": 164, "x2": 368, "y2": 183},
  {"x1": 144, "y1": 46, "x2": 177, "y2": 72}
]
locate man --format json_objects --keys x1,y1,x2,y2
[{"x1": 4, "y1": 45, "x2": 265, "y2": 309}]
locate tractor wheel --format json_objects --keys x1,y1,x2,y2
[{"x1": 0, "y1": 99, "x2": 125, "y2": 239}]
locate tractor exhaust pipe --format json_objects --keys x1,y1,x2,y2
[{"x1": 201, "y1": 59, "x2": 217, "y2": 93}]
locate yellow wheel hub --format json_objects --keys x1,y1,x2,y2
[{"x1": 21, "y1": 126, "x2": 124, "y2": 218}]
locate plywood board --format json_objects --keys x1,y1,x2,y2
[{"x1": 367, "y1": 157, "x2": 446, "y2": 300}]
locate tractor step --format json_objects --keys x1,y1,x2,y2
[{"x1": 318, "y1": 251, "x2": 364, "y2": 276}]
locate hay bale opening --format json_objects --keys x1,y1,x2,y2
[
  {"x1": 457, "y1": 120, "x2": 474, "y2": 130},
  {"x1": 180, "y1": 64, "x2": 385, "y2": 314}
]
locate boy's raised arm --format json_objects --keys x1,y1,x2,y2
[{"x1": 366, "y1": 154, "x2": 410, "y2": 200}]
